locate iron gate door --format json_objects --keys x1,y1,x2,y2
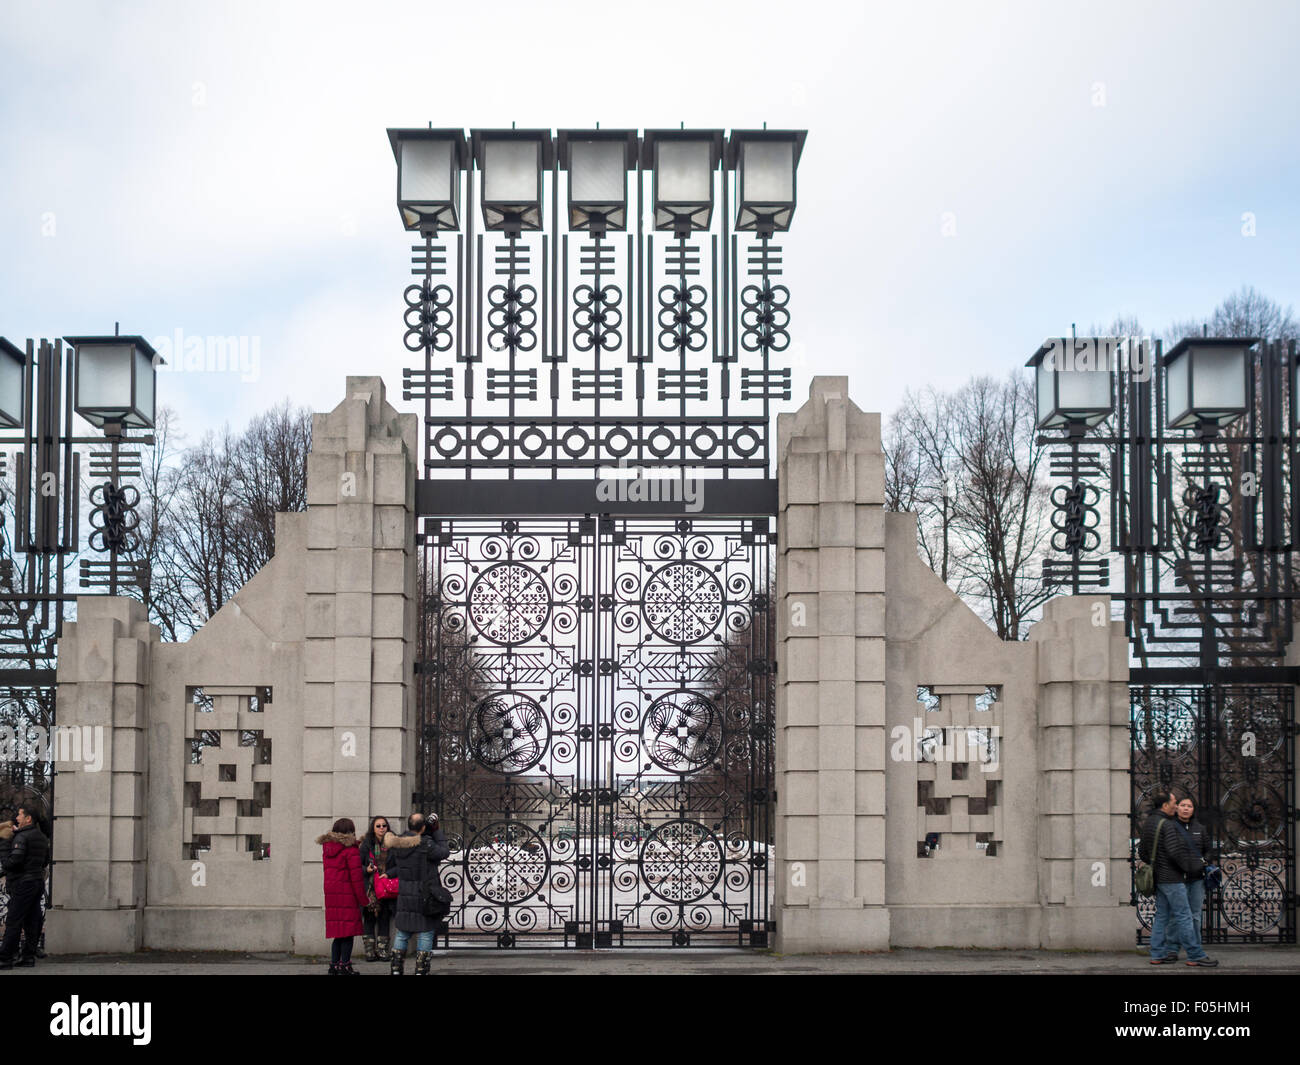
[
  {"x1": 417, "y1": 515, "x2": 775, "y2": 948},
  {"x1": 1130, "y1": 685, "x2": 1297, "y2": 943}
]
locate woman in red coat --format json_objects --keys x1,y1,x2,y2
[{"x1": 317, "y1": 818, "x2": 369, "y2": 974}]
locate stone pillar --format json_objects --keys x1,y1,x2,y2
[
  {"x1": 773, "y1": 376, "x2": 890, "y2": 951},
  {"x1": 1030, "y1": 594, "x2": 1133, "y2": 947},
  {"x1": 294, "y1": 376, "x2": 419, "y2": 950},
  {"x1": 47, "y1": 597, "x2": 157, "y2": 953}
]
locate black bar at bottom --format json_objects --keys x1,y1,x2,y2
[
  {"x1": 0, "y1": 669, "x2": 58, "y2": 685},
  {"x1": 417, "y1": 477, "x2": 778, "y2": 517}
]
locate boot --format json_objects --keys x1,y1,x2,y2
[
  {"x1": 376, "y1": 936, "x2": 391, "y2": 961},
  {"x1": 341, "y1": 962, "x2": 361, "y2": 975},
  {"x1": 414, "y1": 950, "x2": 432, "y2": 976},
  {"x1": 362, "y1": 936, "x2": 377, "y2": 962},
  {"x1": 327, "y1": 962, "x2": 340, "y2": 975},
  {"x1": 390, "y1": 949, "x2": 406, "y2": 976}
]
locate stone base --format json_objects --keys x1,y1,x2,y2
[
  {"x1": 142, "y1": 907, "x2": 295, "y2": 952},
  {"x1": 293, "y1": 907, "x2": 325, "y2": 955},
  {"x1": 1040, "y1": 904, "x2": 1135, "y2": 950},
  {"x1": 890, "y1": 904, "x2": 1042, "y2": 948},
  {"x1": 775, "y1": 903, "x2": 891, "y2": 953},
  {"x1": 45, "y1": 908, "x2": 143, "y2": 954}
]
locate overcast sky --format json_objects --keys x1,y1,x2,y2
[{"x1": 2, "y1": 0, "x2": 1297, "y2": 441}]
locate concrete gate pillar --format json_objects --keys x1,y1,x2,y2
[
  {"x1": 46, "y1": 598, "x2": 157, "y2": 953},
  {"x1": 1030, "y1": 595, "x2": 1134, "y2": 947},
  {"x1": 293, "y1": 375, "x2": 419, "y2": 949},
  {"x1": 773, "y1": 376, "x2": 890, "y2": 951}
]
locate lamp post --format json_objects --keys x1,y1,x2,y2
[
  {"x1": 0, "y1": 330, "x2": 156, "y2": 888},
  {"x1": 1031, "y1": 332, "x2": 1290, "y2": 671}
]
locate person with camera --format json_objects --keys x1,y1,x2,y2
[{"x1": 383, "y1": 811, "x2": 451, "y2": 976}]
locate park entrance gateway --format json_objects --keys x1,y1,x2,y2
[{"x1": 394, "y1": 126, "x2": 803, "y2": 947}]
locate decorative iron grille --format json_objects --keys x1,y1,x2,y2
[
  {"x1": 1130, "y1": 685, "x2": 1297, "y2": 943},
  {"x1": 416, "y1": 516, "x2": 775, "y2": 948}
]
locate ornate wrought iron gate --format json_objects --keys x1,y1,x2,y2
[
  {"x1": 417, "y1": 515, "x2": 775, "y2": 948},
  {"x1": 1130, "y1": 685, "x2": 1297, "y2": 943}
]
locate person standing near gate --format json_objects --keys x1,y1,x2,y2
[
  {"x1": 317, "y1": 818, "x2": 369, "y2": 975},
  {"x1": 0, "y1": 804, "x2": 49, "y2": 969},
  {"x1": 1175, "y1": 795, "x2": 1213, "y2": 955},
  {"x1": 384, "y1": 812, "x2": 450, "y2": 976},
  {"x1": 1139, "y1": 789, "x2": 1216, "y2": 967},
  {"x1": 360, "y1": 816, "x2": 395, "y2": 962}
]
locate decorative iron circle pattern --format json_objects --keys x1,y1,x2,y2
[
  {"x1": 573, "y1": 284, "x2": 623, "y2": 352},
  {"x1": 641, "y1": 690, "x2": 722, "y2": 774},
  {"x1": 640, "y1": 820, "x2": 724, "y2": 903},
  {"x1": 1049, "y1": 481, "x2": 1101, "y2": 553},
  {"x1": 643, "y1": 562, "x2": 724, "y2": 644},
  {"x1": 465, "y1": 822, "x2": 550, "y2": 904},
  {"x1": 739, "y1": 283, "x2": 790, "y2": 353},
  {"x1": 468, "y1": 562, "x2": 550, "y2": 644},
  {"x1": 487, "y1": 283, "x2": 538, "y2": 353},
  {"x1": 1181, "y1": 483, "x2": 1232, "y2": 552},
  {"x1": 471, "y1": 692, "x2": 549, "y2": 773},
  {"x1": 88, "y1": 482, "x2": 141, "y2": 553},
  {"x1": 656, "y1": 284, "x2": 707, "y2": 353},
  {"x1": 403, "y1": 281, "x2": 454, "y2": 353}
]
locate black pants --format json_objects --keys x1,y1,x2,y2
[
  {"x1": 362, "y1": 899, "x2": 393, "y2": 937},
  {"x1": 1, "y1": 880, "x2": 44, "y2": 962},
  {"x1": 330, "y1": 936, "x2": 355, "y2": 966}
]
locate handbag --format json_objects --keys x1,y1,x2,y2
[
  {"x1": 1135, "y1": 819, "x2": 1164, "y2": 897},
  {"x1": 374, "y1": 872, "x2": 400, "y2": 899}
]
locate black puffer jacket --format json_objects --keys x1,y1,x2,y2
[
  {"x1": 1140, "y1": 811, "x2": 1203, "y2": 884},
  {"x1": 0, "y1": 821, "x2": 13, "y2": 881},
  {"x1": 384, "y1": 827, "x2": 450, "y2": 934},
  {"x1": 1175, "y1": 816, "x2": 1212, "y2": 877},
  {"x1": 3, "y1": 823, "x2": 50, "y2": 884}
]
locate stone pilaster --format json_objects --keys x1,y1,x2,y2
[
  {"x1": 47, "y1": 597, "x2": 157, "y2": 953},
  {"x1": 294, "y1": 376, "x2": 418, "y2": 950},
  {"x1": 773, "y1": 376, "x2": 890, "y2": 951},
  {"x1": 1030, "y1": 594, "x2": 1133, "y2": 947}
]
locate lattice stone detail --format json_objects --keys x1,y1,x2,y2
[
  {"x1": 914, "y1": 686, "x2": 1004, "y2": 858},
  {"x1": 183, "y1": 686, "x2": 272, "y2": 858}
]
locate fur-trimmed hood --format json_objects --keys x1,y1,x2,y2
[
  {"x1": 316, "y1": 831, "x2": 358, "y2": 847},
  {"x1": 0, "y1": 821, "x2": 12, "y2": 841},
  {"x1": 383, "y1": 830, "x2": 430, "y2": 850}
]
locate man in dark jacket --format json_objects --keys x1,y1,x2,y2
[
  {"x1": 1140, "y1": 790, "x2": 1215, "y2": 967},
  {"x1": 0, "y1": 804, "x2": 50, "y2": 969},
  {"x1": 384, "y1": 812, "x2": 450, "y2": 976}
]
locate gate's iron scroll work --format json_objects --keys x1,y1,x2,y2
[
  {"x1": 1130, "y1": 685, "x2": 1296, "y2": 944},
  {"x1": 416, "y1": 517, "x2": 775, "y2": 948},
  {"x1": 394, "y1": 128, "x2": 798, "y2": 947}
]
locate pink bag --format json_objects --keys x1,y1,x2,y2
[{"x1": 374, "y1": 873, "x2": 399, "y2": 899}]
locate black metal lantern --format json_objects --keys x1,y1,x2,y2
[
  {"x1": 388, "y1": 128, "x2": 467, "y2": 233},
  {"x1": 1026, "y1": 337, "x2": 1114, "y2": 429},
  {"x1": 65, "y1": 334, "x2": 160, "y2": 430},
  {"x1": 0, "y1": 337, "x2": 25, "y2": 429},
  {"x1": 557, "y1": 130, "x2": 638, "y2": 233},
  {"x1": 1163, "y1": 337, "x2": 1256, "y2": 429},
  {"x1": 471, "y1": 130, "x2": 554, "y2": 232},
  {"x1": 726, "y1": 130, "x2": 806, "y2": 233},
  {"x1": 643, "y1": 130, "x2": 723, "y2": 234}
]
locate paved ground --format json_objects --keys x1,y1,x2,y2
[{"x1": 7, "y1": 945, "x2": 1297, "y2": 975}]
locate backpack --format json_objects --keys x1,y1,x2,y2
[
  {"x1": 1135, "y1": 819, "x2": 1164, "y2": 897},
  {"x1": 419, "y1": 844, "x2": 452, "y2": 917}
]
